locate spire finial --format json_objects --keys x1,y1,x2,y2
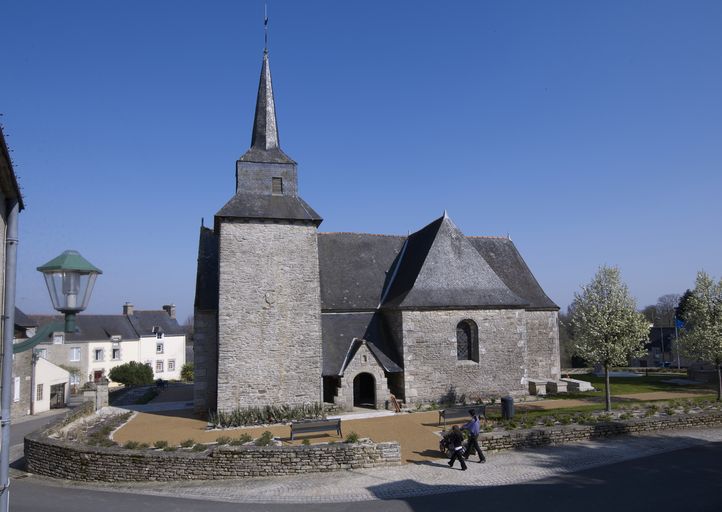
[{"x1": 264, "y1": 1, "x2": 269, "y2": 53}]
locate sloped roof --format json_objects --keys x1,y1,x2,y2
[
  {"x1": 14, "y1": 307, "x2": 37, "y2": 328},
  {"x1": 467, "y1": 237, "x2": 558, "y2": 310},
  {"x1": 194, "y1": 226, "x2": 219, "y2": 311},
  {"x1": 29, "y1": 314, "x2": 138, "y2": 342},
  {"x1": 381, "y1": 215, "x2": 527, "y2": 309},
  {"x1": 28, "y1": 310, "x2": 185, "y2": 343},
  {"x1": 318, "y1": 233, "x2": 405, "y2": 311},
  {"x1": 321, "y1": 311, "x2": 402, "y2": 376},
  {"x1": 0, "y1": 125, "x2": 24, "y2": 210},
  {"x1": 129, "y1": 310, "x2": 186, "y2": 336},
  {"x1": 216, "y1": 193, "x2": 322, "y2": 225}
]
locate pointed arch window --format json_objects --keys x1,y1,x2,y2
[{"x1": 457, "y1": 320, "x2": 479, "y2": 362}]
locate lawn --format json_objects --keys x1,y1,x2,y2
[{"x1": 546, "y1": 373, "x2": 715, "y2": 399}]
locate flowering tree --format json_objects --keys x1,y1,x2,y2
[
  {"x1": 679, "y1": 272, "x2": 722, "y2": 401},
  {"x1": 571, "y1": 266, "x2": 649, "y2": 411}
]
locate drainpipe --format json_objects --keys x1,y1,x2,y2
[{"x1": 0, "y1": 199, "x2": 19, "y2": 512}]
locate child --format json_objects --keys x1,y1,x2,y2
[{"x1": 445, "y1": 425, "x2": 467, "y2": 471}]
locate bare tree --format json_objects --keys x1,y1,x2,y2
[{"x1": 656, "y1": 294, "x2": 681, "y2": 327}]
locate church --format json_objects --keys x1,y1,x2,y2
[{"x1": 193, "y1": 49, "x2": 560, "y2": 414}]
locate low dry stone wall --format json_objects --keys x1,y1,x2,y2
[
  {"x1": 480, "y1": 410, "x2": 722, "y2": 451},
  {"x1": 24, "y1": 431, "x2": 401, "y2": 482}
]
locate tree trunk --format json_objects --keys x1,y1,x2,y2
[
  {"x1": 604, "y1": 363, "x2": 612, "y2": 412},
  {"x1": 717, "y1": 364, "x2": 721, "y2": 402}
]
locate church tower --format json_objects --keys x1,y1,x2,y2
[{"x1": 214, "y1": 49, "x2": 323, "y2": 410}]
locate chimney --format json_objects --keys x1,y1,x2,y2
[
  {"x1": 123, "y1": 302, "x2": 134, "y2": 316},
  {"x1": 162, "y1": 304, "x2": 176, "y2": 319}
]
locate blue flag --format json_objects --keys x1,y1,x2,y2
[{"x1": 675, "y1": 318, "x2": 685, "y2": 329}]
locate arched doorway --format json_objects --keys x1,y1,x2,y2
[{"x1": 353, "y1": 373, "x2": 376, "y2": 408}]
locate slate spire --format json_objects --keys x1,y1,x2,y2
[
  {"x1": 240, "y1": 50, "x2": 294, "y2": 164},
  {"x1": 251, "y1": 50, "x2": 279, "y2": 151}
]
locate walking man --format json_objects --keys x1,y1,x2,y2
[
  {"x1": 446, "y1": 425, "x2": 467, "y2": 470},
  {"x1": 463, "y1": 409, "x2": 486, "y2": 463}
]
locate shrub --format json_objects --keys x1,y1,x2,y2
[
  {"x1": 123, "y1": 441, "x2": 140, "y2": 449},
  {"x1": 215, "y1": 436, "x2": 231, "y2": 445},
  {"x1": 559, "y1": 415, "x2": 572, "y2": 425},
  {"x1": 229, "y1": 433, "x2": 253, "y2": 446},
  {"x1": 181, "y1": 363, "x2": 194, "y2": 382},
  {"x1": 108, "y1": 361, "x2": 154, "y2": 387},
  {"x1": 345, "y1": 431, "x2": 359, "y2": 444},
  {"x1": 154, "y1": 440, "x2": 169, "y2": 449},
  {"x1": 543, "y1": 416, "x2": 556, "y2": 427},
  {"x1": 163, "y1": 446, "x2": 177, "y2": 452},
  {"x1": 301, "y1": 439, "x2": 311, "y2": 446},
  {"x1": 180, "y1": 439, "x2": 195, "y2": 448},
  {"x1": 208, "y1": 403, "x2": 325, "y2": 428},
  {"x1": 192, "y1": 443, "x2": 207, "y2": 452},
  {"x1": 138, "y1": 442, "x2": 150, "y2": 449},
  {"x1": 619, "y1": 412, "x2": 632, "y2": 420},
  {"x1": 255, "y1": 431, "x2": 274, "y2": 446}
]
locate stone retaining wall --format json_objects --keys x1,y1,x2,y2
[
  {"x1": 480, "y1": 410, "x2": 722, "y2": 451},
  {"x1": 25, "y1": 431, "x2": 401, "y2": 482}
]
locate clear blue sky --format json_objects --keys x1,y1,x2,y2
[{"x1": 2, "y1": 1, "x2": 721, "y2": 322}]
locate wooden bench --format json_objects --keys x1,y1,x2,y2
[
  {"x1": 438, "y1": 406, "x2": 485, "y2": 428},
  {"x1": 290, "y1": 418, "x2": 342, "y2": 440}
]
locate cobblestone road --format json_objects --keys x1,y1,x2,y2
[{"x1": 25, "y1": 427, "x2": 722, "y2": 504}]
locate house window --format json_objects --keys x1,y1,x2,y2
[
  {"x1": 272, "y1": 177, "x2": 283, "y2": 195},
  {"x1": 168, "y1": 359, "x2": 175, "y2": 372},
  {"x1": 36, "y1": 348, "x2": 47, "y2": 359},
  {"x1": 456, "y1": 320, "x2": 479, "y2": 362},
  {"x1": 70, "y1": 347, "x2": 81, "y2": 362},
  {"x1": 70, "y1": 373, "x2": 80, "y2": 386},
  {"x1": 156, "y1": 343, "x2": 164, "y2": 354},
  {"x1": 36, "y1": 384, "x2": 43, "y2": 401},
  {"x1": 112, "y1": 348, "x2": 121, "y2": 360},
  {"x1": 156, "y1": 360, "x2": 164, "y2": 373},
  {"x1": 52, "y1": 333, "x2": 64, "y2": 344},
  {"x1": 13, "y1": 377, "x2": 20, "y2": 402},
  {"x1": 94, "y1": 349, "x2": 104, "y2": 361}
]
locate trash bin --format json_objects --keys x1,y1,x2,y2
[{"x1": 501, "y1": 396, "x2": 514, "y2": 420}]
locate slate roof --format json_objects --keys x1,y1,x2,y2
[
  {"x1": 318, "y1": 233, "x2": 405, "y2": 311},
  {"x1": 380, "y1": 215, "x2": 528, "y2": 309},
  {"x1": 0, "y1": 125, "x2": 24, "y2": 210},
  {"x1": 128, "y1": 311, "x2": 186, "y2": 337},
  {"x1": 321, "y1": 311, "x2": 402, "y2": 376},
  {"x1": 467, "y1": 237, "x2": 558, "y2": 310},
  {"x1": 194, "y1": 226, "x2": 219, "y2": 311},
  {"x1": 28, "y1": 310, "x2": 185, "y2": 343},
  {"x1": 216, "y1": 193, "x2": 322, "y2": 225},
  {"x1": 318, "y1": 216, "x2": 557, "y2": 312},
  {"x1": 14, "y1": 307, "x2": 37, "y2": 328}
]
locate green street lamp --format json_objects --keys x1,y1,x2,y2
[{"x1": 37, "y1": 250, "x2": 102, "y2": 333}]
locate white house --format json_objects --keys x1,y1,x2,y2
[{"x1": 29, "y1": 303, "x2": 186, "y2": 388}]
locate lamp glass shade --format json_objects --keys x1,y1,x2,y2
[
  {"x1": 42, "y1": 271, "x2": 98, "y2": 313},
  {"x1": 37, "y1": 250, "x2": 102, "y2": 314}
]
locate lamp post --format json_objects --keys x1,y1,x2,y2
[{"x1": 0, "y1": 250, "x2": 101, "y2": 512}]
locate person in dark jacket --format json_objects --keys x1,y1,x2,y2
[
  {"x1": 446, "y1": 425, "x2": 467, "y2": 470},
  {"x1": 462, "y1": 409, "x2": 486, "y2": 463}
]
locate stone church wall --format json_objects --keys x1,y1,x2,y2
[
  {"x1": 193, "y1": 309, "x2": 218, "y2": 414},
  {"x1": 216, "y1": 220, "x2": 322, "y2": 410},
  {"x1": 401, "y1": 309, "x2": 527, "y2": 404},
  {"x1": 524, "y1": 310, "x2": 560, "y2": 381}
]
